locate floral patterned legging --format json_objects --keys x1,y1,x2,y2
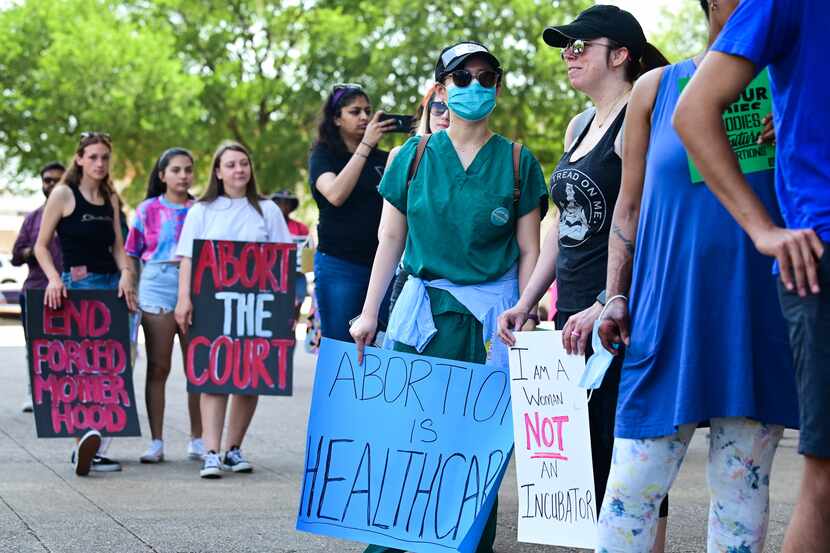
[{"x1": 597, "y1": 417, "x2": 783, "y2": 553}]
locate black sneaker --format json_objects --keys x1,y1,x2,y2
[
  {"x1": 91, "y1": 456, "x2": 122, "y2": 472},
  {"x1": 223, "y1": 447, "x2": 253, "y2": 473},
  {"x1": 73, "y1": 430, "x2": 102, "y2": 476}
]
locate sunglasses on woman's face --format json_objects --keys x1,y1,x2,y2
[
  {"x1": 429, "y1": 101, "x2": 449, "y2": 116},
  {"x1": 449, "y1": 69, "x2": 500, "y2": 89},
  {"x1": 560, "y1": 39, "x2": 613, "y2": 60}
]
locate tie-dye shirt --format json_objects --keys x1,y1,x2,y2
[{"x1": 126, "y1": 196, "x2": 193, "y2": 263}]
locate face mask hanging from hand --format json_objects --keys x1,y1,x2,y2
[
  {"x1": 578, "y1": 319, "x2": 620, "y2": 391},
  {"x1": 447, "y1": 81, "x2": 497, "y2": 121}
]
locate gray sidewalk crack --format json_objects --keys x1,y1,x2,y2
[
  {"x1": 0, "y1": 492, "x2": 52, "y2": 552},
  {"x1": 0, "y1": 426, "x2": 159, "y2": 553}
]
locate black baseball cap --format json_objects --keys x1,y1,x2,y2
[
  {"x1": 270, "y1": 190, "x2": 299, "y2": 211},
  {"x1": 435, "y1": 41, "x2": 501, "y2": 82},
  {"x1": 543, "y1": 5, "x2": 647, "y2": 60}
]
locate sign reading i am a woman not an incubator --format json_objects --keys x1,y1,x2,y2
[
  {"x1": 508, "y1": 331, "x2": 597, "y2": 549},
  {"x1": 187, "y1": 239, "x2": 296, "y2": 396},
  {"x1": 26, "y1": 289, "x2": 140, "y2": 438}
]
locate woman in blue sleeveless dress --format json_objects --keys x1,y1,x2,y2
[{"x1": 595, "y1": 1, "x2": 799, "y2": 551}]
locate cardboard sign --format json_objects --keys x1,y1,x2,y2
[
  {"x1": 26, "y1": 289, "x2": 140, "y2": 438},
  {"x1": 679, "y1": 68, "x2": 775, "y2": 182},
  {"x1": 297, "y1": 339, "x2": 514, "y2": 553},
  {"x1": 508, "y1": 331, "x2": 597, "y2": 549},
  {"x1": 186, "y1": 239, "x2": 296, "y2": 395}
]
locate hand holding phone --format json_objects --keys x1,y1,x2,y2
[{"x1": 378, "y1": 113, "x2": 415, "y2": 133}]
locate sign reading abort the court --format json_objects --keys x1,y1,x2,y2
[
  {"x1": 297, "y1": 339, "x2": 515, "y2": 553},
  {"x1": 187, "y1": 239, "x2": 296, "y2": 396},
  {"x1": 26, "y1": 289, "x2": 140, "y2": 438}
]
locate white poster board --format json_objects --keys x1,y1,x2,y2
[{"x1": 508, "y1": 331, "x2": 597, "y2": 549}]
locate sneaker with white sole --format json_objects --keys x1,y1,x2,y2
[
  {"x1": 140, "y1": 439, "x2": 164, "y2": 463},
  {"x1": 73, "y1": 430, "x2": 102, "y2": 476},
  {"x1": 223, "y1": 447, "x2": 253, "y2": 473},
  {"x1": 187, "y1": 437, "x2": 206, "y2": 460},
  {"x1": 21, "y1": 394, "x2": 33, "y2": 413},
  {"x1": 200, "y1": 451, "x2": 223, "y2": 479},
  {"x1": 91, "y1": 456, "x2": 122, "y2": 472}
]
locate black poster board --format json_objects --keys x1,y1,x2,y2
[
  {"x1": 187, "y1": 239, "x2": 296, "y2": 395},
  {"x1": 26, "y1": 289, "x2": 140, "y2": 438}
]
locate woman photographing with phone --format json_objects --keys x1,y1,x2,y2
[
  {"x1": 309, "y1": 84, "x2": 396, "y2": 343},
  {"x1": 351, "y1": 41, "x2": 548, "y2": 553}
]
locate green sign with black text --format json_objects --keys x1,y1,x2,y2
[{"x1": 679, "y1": 69, "x2": 775, "y2": 183}]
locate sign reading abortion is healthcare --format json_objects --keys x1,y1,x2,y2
[
  {"x1": 297, "y1": 339, "x2": 514, "y2": 553},
  {"x1": 187, "y1": 239, "x2": 296, "y2": 396},
  {"x1": 26, "y1": 289, "x2": 140, "y2": 438}
]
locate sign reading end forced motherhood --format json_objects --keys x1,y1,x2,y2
[
  {"x1": 26, "y1": 289, "x2": 140, "y2": 438},
  {"x1": 187, "y1": 239, "x2": 296, "y2": 396},
  {"x1": 508, "y1": 331, "x2": 597, "y2": 549},
  {"x1": 297, "y1": 339, "x2": 514, "y2": 553}
]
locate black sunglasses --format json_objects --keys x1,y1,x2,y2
[
  {"x1": 42, "y1": 177, "x2": 60, "y2": 185},
  {"x1": 449, "y1": 69, "x2": 500, "y2": 89},
  {"x1": 429, "y1": 101, "x2": 448, "y2": 116},
  {"x1": 80, "y1": 131, "x2": 111, "y2": 141}
]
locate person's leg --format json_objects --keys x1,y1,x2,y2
[
  {"x1": 783, "y1": 456, "x2": 830, "y2": 552},
  {"x1": 706, "y1": 418, "x2": 783, "y2": 552},
  {"x1": 314, "y1": 252, "x2": 370, "y2": 342},
  {"x1": 141, "y1": 311, "x2": 177, "y2": 440},
  {"x1": 597, "y1": 425, "x2": 695, "y2": 553},
  {"x1": 201, "y1": 393, "x2": 229, "y2": 453},
  {"x1": 176, "y1": 328, "x2": 203, "y2": 439},
  {"x1": 21, "y1": 291, "x2": 33, "y2": 411},
  {"x1": 224, "y1": 394, "x2": 259, "y2": 449},
  {"x1": 777, "y1": 254, "x2": 830, "y2": 552}
]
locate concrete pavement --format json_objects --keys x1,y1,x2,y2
[{"x1": 0, "y1": 322, "x2": 801, "y2": 552}]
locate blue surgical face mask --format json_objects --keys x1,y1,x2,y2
[
  {"x1": 447, "y1": 81, "x2": 496, "y2": 121},
  {"x1": 578, "y1": 319, "x2": 619, "y2": 390}
]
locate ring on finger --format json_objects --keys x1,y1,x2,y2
[{"x1": 571, "y1": 330, "x2": 581, "y2": 336}]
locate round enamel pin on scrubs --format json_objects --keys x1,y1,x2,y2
[{"x1": 490, "y1": 207, "x2": 510, "y2": 226}]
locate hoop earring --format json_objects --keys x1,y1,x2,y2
[{"x1": 710, "y1": 0, "x2": 719, "y2": 10}]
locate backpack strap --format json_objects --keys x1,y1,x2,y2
[
  {"x1": 512, "y1": 142, "x2": 522, "y2": 206},
  {"x1": 406, "y1": 134, "x2": 432, "y2": 190}
]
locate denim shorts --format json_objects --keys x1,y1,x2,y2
[
  {"x1": 138, "y1": 262, "x2": 180, "y2": 314},
  {"x1": 61, "y1": 271, "x2": 119, "y2": 290},
  {"x1": 778, "y1": 246, "x2": 830, "y2": 458}
]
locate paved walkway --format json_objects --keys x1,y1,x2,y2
[{"x1": 0, "y1": 323, "x2": 801, "y2": 552}]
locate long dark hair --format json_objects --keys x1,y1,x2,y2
[
  {"x1": 313, "y1": 86, "x2": 371, "y2": 155},
  {"x1": 145, "y1": 147, "x2": 195, "y2": 200},
  {"x1": 60, "y1": 133, "x2": 116, "y2": 204},
  {"x1": 608, "y1": 41, "x2": 670, "y2": 82},
  {"x1": 199, "y1": 141, "x2": 263, "y2": 215}
]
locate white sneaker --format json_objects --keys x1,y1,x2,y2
[
  {"x1": 21, "y1": 394, "x2": 33, "y2": 413},
  {"x1": 200, "y1": 451, "x2": 223, "y2": 479},
  {"x1": 187, "y1": 437, "x2": 206, "y2": 460},
  {"x1": 140, "y1": 439, "x2": 164, "y2": 463}
]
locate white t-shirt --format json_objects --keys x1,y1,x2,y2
[{"x1": 175, "y1": 197, "x2": 291, "y2": 258}]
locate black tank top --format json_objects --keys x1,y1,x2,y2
[
  {"x1": 57, "y1": 186, "x2": 118, "y2": 274},
  {"x1": 550, "y1": 107, "x2": 626, "y2": 312}
]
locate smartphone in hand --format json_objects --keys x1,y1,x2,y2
[{"x1": 378, "y1": 113, "x2": 414, "y2": 133}]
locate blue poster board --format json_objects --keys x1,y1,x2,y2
[{"x1": 297, "y1": 339, "x2": 514, "y2": 552}]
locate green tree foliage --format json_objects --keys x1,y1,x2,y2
[
  {"x1": 8, "y1": 0, "x2": 723, "y2": 211},
  {"x1": 650, "y1": 2, "x2": 709, "y2": 63}
]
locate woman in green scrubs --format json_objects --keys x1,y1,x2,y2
[{"x1": 351, "y1": 40, "x2": 548, "y2": 553}]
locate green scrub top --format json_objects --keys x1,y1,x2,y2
[{"x1": 380, "y1": 130, "x2": 548, "y2": 285}]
